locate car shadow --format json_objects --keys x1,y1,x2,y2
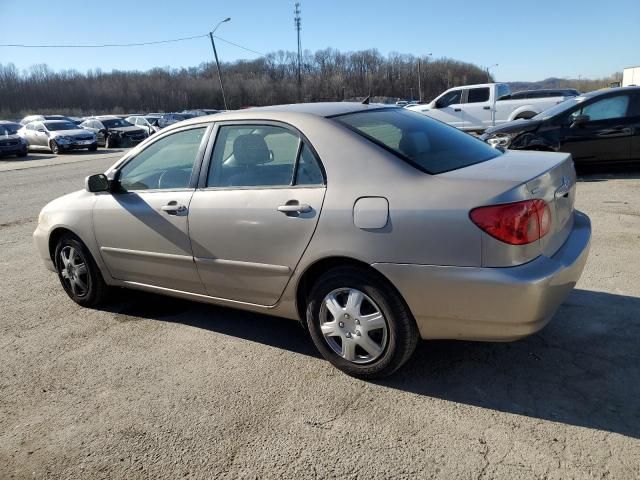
[
  {"x1": 101, "y1": 287, "x2": 639, "y2": 438},
  {"x1": 577, "y1": 163, "x2": 640, "y2": 181}
]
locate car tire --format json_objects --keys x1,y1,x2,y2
[
  {"x1": 50, "y1": 140, "x2": 59, "y2": 155},
  {"x1": 17, "y1": 151, "x2": 28, "y2": 158},
  {"x1": 54, "y1": 234, "x2": 110, "y2": 307},
  {"x1": 305, "y1": 266, "x2": 419, "y2": 379},
  {"x1": 88, "y1": 144, "x2": 97, "y2": 152}
]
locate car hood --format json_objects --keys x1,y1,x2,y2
[
  {"x1": 0, "y1": 134, "x2": 22, "y2": 142},
  {"x1": 108, "y1": 126, "x2": 145, "y2": 133},
  {"x1": 483, "y1": 119, "x2": 544, "y2": 137},
  {"x1": 50, "y1": 129, "x2": 94, "y2": 137}
]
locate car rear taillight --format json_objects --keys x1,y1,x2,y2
[{"x1": 470, "y1": 199, "x2": 552, "y2": 245}]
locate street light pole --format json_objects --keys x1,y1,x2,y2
[
  {"x1": 486, "y1": 63, "x2": 498, "y2": 82},
  {"x1": 209, "y1": 17, "x2": 231, "y2": 110},
  {"x1": 417, "y1": 52, "x2": 432, "y2": 102}
]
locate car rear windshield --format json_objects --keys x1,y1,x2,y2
[
  {"x1": 0, "y1": 125, "x2": 19, "y2": 135},
  {"x1": 334, "y1": 108, "x2": 501, "y2": 174}
]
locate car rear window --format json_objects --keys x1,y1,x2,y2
[{"x1": 334, "y1": 108, "x2": 501, "y2": 174}]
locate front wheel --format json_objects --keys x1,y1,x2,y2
[
  {"x1": 54, "y1": 234, "x2": 109, "y2": 307},
  {"x1": 305, "y1": 267, "x2": 419, "y2": 379},
  {"x1": 49, "y1": 140, "x2": 59, "y2": 154},
  {"x1": 88, "y1": 144, "x2": 97, "y2": 152}
]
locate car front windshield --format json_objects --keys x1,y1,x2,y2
[
  {"x1": 334, "y1": 108, "x2": 501, "y2": 174},
  {"x1": 44, "y1": 121, "x2": 78, "y2": 131},
  {"x1": 102, "y1": 118, "x2": 133, "y2": 128},
  {"x1": 0, "y1": 125, "x2": 19, "y2": 135},
  {"x1": 533, "y1": 96, "x2": 587, "y2": 120}
]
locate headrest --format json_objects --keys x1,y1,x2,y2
[
  {"x1": 233, "y1": 134, "x2": 270, "y2": 166},
  {"x1": 399, "y1": 131, "x2": 430, "y2": 158}
]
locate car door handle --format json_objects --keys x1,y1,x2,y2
[
  {"x1": 454, "y1": 108, "x2": 462, "y2": 112},
  {"x1": 483, "y1": 106, "x2": 491, "y2": 110},
  {"x1": 277, "y1": 203, "x2": 312, "y2": 214},
  {"x1": 161, "y1": 202, "x2": 187, "y2": 215}
]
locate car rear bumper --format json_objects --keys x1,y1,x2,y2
[{"x1": 372, "y1": 211, "x2": 591, "y2": 341}]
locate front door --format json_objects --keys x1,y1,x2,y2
[
  {"x1": 558, "y1": 93, "x2": 633, "y2": 163},
  {"x1": 188, "y1": 123, "x2": 326, "y2": 306},
  {"x1": 425, "y1": 89, "x2": 464, "y2": 128},
  {"x1": 93, "y1": 125, "x2": 209, "y2": 293},
  {"x1": 461, "y1": 86, "x2": 492, "y2": 131}
]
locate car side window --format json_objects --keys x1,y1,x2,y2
[
  {"x1": 466, "y1": 87, "x2": 490, "y2": 103},
  {"x1": 118, "y1": 127, "x2": 206, "y2": 191},
  {"x1": 207, "y1": 125, "x2": 323, "y2": 188},
  {"x1": 573, "y1": 95, "x2": 630, "y2": 122},
  {"x1": 436, "y1": 90, "x2": 462, "y2": 108}
]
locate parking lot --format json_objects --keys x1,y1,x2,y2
[{"x1": 1, "y1": 151, "x2": 639, "y2": 478}]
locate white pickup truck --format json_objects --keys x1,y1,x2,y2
[{"x1": 406, "y1": 83, "x2": 573, "y2": 132}]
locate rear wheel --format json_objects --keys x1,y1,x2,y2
[
  {"x1": 49, "y1": 140, "x2": 59, "y2": 154},
  {"x1": 54, "y1": 234, "x2": 109, "y2": 307},
  {"x1": 17, "y1": 151, "x2": 27, "y2": 158},
  {"x1": 305, "y1": 267, "x2": 419, "y2": 379},
  {"x1": 88, "y1": 144, "x2": 97, "y2": 152}
]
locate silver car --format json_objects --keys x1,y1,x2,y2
[
  {"x1": 19, "y1": 120, "x2": 97, "y2": 154},
  {"x1": 33, "y1": 103, "x2": 591, "y2": 378}
]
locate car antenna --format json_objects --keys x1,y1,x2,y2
[{"x1": 361, "y1": 95, "x2": 370, "y2": 105}]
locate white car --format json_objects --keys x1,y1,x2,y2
[{"x1": 407, "y1": 83, "x2": 574, "y2": 132}]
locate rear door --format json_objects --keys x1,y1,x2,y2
[
  {"x1": 188, "y1": 122, "x2": 326, "y2": 306},
  {"x1": 557, "y1": 93, "x2": 633, "y2": 163},
  {"x1": 461, "y1": 87, "x2": 492, "y2": 131},
  {"x1": 628, "y1": 91, "x2": 640, "y2": 162}
]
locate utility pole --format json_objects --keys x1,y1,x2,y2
[
  {"x1": 417, "y1": 60, "x2": 422, "y2": 102},
  {"x1": 294, "y1": 3, "x2": 302, "y2": 102},
  {"x1": 209, "y1": 17, "x2": 231, "y2": 110}
]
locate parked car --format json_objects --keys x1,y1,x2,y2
[
  {"x1": 20, "y1": 114, "x2": 77, "y2": 126},
  {"x1": 80, "y1": 116, "x2": 148, "y2": 148},
  {"x1": 0, "y1": 120, "x2": 28, "y2": 157},
  {"x1": 155, "y1": 113, "x2": 190, "y2": 129},
  {"x1": 125, "y1": 115, "x2": 161, "y2": 136},
  {"x1": 406, "y1": 83, "x2": 575, "y2": 132},
  {"x1": 500, "y1": 89, "x2": 581, "y2": 100},
  {"x1": 33, "y1": 103, "x2": 591, "y2": 378},
  {"x1": 19, "y1": 120, "x2": 97, "y2": 154},
  {"x1": 180, "y1": 109, "x2": 220, "y2": 117},
  {"x1": 480, "y1": 86, "x2": 640, "y2": 164}
]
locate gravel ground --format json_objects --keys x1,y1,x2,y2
[{"x1": 1, "y1": 152, "x2": 639, "y2": 479}]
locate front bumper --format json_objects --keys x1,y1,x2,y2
[
  {"x1": 0, "y1": 143, "x2": 27, "y2": 155},
  {"x1": 373, "y1": 211, "x2": 591, "y2": 341},
  {"x1": 58, "y1": 140, "x2": 97, "y2": 150},
  {"x1": 33, "y1": 222, "x2": 56, "y2": 272}
]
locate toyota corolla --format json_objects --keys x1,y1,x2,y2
[{"x1": 33, "y1": 103, "x2": 591, "y2": 378}]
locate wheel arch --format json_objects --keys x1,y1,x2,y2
[
  {"x1": 48, "y1": 227, "x2": 84, "y2": 262},
  {"x1": 294, "y1": 256, "x2": 412, "y2": 325}
]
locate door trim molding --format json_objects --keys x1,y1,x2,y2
[
  {"x1": 100, "y1": 246, "x2": 194, "y2": 263},
  {"x1": 194, "y1": 257, "x2": 291, "y2": 275}
]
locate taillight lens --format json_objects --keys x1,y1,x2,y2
[{"x1": 470, "y1": 199, "x2": 552, "y2": 245}]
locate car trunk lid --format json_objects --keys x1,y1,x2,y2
[{"x1": 440, "y1": 149, "x2": 576, "y2": 266}]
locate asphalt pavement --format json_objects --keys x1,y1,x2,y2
[{"x1": 1, "y1": 151, "x2": 639, "y2": 479}]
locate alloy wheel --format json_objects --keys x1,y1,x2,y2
[{"x1": 59, "y1": 246, "x2": 90, "y2": 297}]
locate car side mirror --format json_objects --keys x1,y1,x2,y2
[
  {"x1": 433, "y1": 100, "x2": 443, "y2": 109},
  {"x1": 85, "y1": 173, "x2": 110, "y2": 193},
  {"x1": 99, "y1": 128, "x2": 108, "y2": 134},
  {"x1": 570, "y1": 114, "x2": 589, "y2": 128}
]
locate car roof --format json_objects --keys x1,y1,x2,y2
[
  {"x1": 42, "y1": 120, "x2": 75, "y2": 125},
  {"x1": 247, "y1": 102, "x2": 396, "y2": 117},
  {"x1": 92, "y1": 115, "x2": 121, "y2": 120},
  {"x1": 0, "y1": 120, "x2": 20, "y2": 125},
  {"x1": 578, "y1": 86, "x2": 640, "y2": 99}
]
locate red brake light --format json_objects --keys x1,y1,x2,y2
[{"x1": 470, "y1": 199, "x2": 552, "y2": 245}]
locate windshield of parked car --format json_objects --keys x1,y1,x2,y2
[
  {"x1": 102, "y1": 118, "x2": 133, "y2": 128},
  {"x1": 334, "y1": 108, "x2": 501, "y2": 174},
  {"x1": 533, "y1": 96, "x2": 587, "y2": 120},
  {"x1": 43, "y1": 121, "x2": 78, "y2": 131},
  {"x1": 0, "y1": 125, "x2": 20, "y2": 135}
]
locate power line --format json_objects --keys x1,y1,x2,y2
[{"x1": 0, "y1": 34, "x2": 265, "y2": 56}]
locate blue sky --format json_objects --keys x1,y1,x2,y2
[{"x1": 1, "y1": 0, "x2": 638, "y2": 81}]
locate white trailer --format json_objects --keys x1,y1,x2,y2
[{"x1": 622, "y1": 66, "x2": 640, "y2": 87}]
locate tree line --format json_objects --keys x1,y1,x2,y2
[
  {"x1": 0, "y1": 49, "x2": 493, "y2": 117},
  {"x1": 0, "y1": 48, "x2": 617, "y2": 118}
]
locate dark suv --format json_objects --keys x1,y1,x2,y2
[
  {"x1": 481, "y1": 87, "x2": 640, "y2": 164},
  {"x1": 80, "y1": 116, "x2": 148, "y2": 148}
]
